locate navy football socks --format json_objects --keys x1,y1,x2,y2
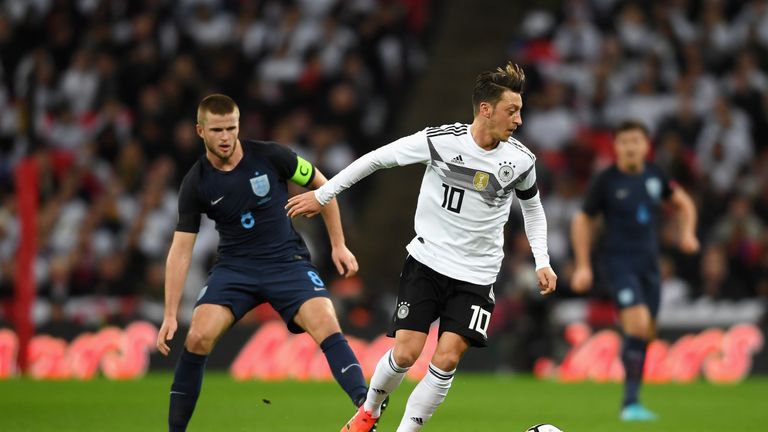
[
  {"x1": 169, "y1": 349, "x2": 208, "y2": 431},
  {"x1": 622, "y1": 336, "x2": 648, "y2": 407},
  {"x1": 320, "y1": 332, "x2": 368, "y2": 405}
]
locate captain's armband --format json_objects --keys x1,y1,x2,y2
[{"x1": 290, "y1": 156, "x2": 315, "y2": 187}]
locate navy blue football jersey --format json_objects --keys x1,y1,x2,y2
[
  {"x1": 582, "y1": 163, "x2": 674, "y2": 254},
  {"x1": 175, "y1": 140, "x2": 316, "y2": 262}
]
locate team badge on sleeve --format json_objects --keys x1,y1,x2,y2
[
  {"x1": 473, "y1": 171, "x2": 490, "y2": 191},
  {"x1": 250, "y1": 173, "x2": 270, "y2": 197},
  {"x1": 397, "y1": 301, "x2": 411, "y2": 319}
]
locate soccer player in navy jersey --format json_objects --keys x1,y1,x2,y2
[
  {"x1": 156, "y1": 94, "x2": 368, "y2": 431},
  {"x1": 570, "y1": 120, "x2": 699, "y2": 421}
]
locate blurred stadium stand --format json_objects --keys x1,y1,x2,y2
[
  {"x1": 0, "y1": 0, "x2": 433, "y2": 328},
  {"x1": 0, "y1": 0, "x2": 766, "y2": 372}
]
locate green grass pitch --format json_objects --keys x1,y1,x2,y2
[{"x1": 1, "y1": 373, "x2": 765, "y2": 431}]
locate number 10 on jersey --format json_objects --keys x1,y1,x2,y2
[{"x1": 441, "y1": 183, "x2": 464, "y2": 213}]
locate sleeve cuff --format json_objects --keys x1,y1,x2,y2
[
  {"x1": 314, "y1": 188, "x2": 332, "y2": 206},
  {"x1": 534, "y1": 259, "x2": 551, "y2": 271}
]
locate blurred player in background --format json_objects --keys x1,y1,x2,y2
[
  {"x1": 156, "y1": 94, "x2": 367, "y2": 431},
  {"x1": 287, "y1": 62, "x2": 557, "y2": 432},
  {"x1": 570, "y1": 120, "x2": 699, "y2": 421}
]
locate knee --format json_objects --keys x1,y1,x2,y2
[
  {"x1": 313, "y1": 312, "x2": 340, "y2": 334},
  {"x1": 621, "y1": 307, "x2": 654, "y2": 340},
  {"x1": 624, "y1": 322, "x2": 652, "y2": 340},
  {"x1": 295, "y1": 300, "x2": 341, "y2": 341},
  {"x1": 185, "y1": 330, "x2": 215, "y2": 355},
  {"x1": 431, "y1": 350, "x2": 462, "y2": 371},
  {"x1": 392, "y1": 346, "x2": 421, "y2": 368},
  {"x1": 305, "y1": 313, "x2": 341, "y2": 343}
]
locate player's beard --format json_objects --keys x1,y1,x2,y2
[
  {"x1": 623, "y1": 159, "x2": 642, "y2": 173},
  {"x1": 489, "y1": 118, "x2": 511, "y2": 143},
  {"x1": 205, "y1": 138, "x2": 236, "y2": 162}
]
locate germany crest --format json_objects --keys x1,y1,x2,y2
[{"x1": 498, "y1": 164, "x2": 514, "y2": 183}]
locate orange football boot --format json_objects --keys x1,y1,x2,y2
[{"x1": 340, "y1": 405, "x2": 379, "y2": 432}]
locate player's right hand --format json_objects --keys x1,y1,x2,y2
[
  {"x1": 536, "y1": 267, "x2": 558, "y2": 295},
  {"x1": 570, "y1": 266, "x2": 593, "y2": 293},
  {"x1": 679, "y1": 232, "x2": 700, "y2": 254},
  {"x1": 157, "y1": 318, "x2": 178, "y2": 356},
  {"x1": 286, "y1": 191, "x2": 323, "y2": 218}
]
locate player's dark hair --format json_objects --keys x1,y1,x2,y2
[
  {"x1": 197, "y1": 94, "x2": 239, "y2": 124},
  {"x1": 614, "y1": 120, "x2": 649, "y2": 137},
  {"x1": 472, "y1": 62, "x2": 525, "y2": 115}
]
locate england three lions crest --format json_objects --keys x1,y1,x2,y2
[
  {"x1": 473, "y1": 171, "x2": 490, "y2": 191},
  {"x1": 645, "y1": 177, "x2": 662, "y2": 201},
  {"x1": 250, "y1": 173, "x2": 270, "y2": 197}
]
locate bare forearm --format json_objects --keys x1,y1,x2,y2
[
  {"x1": 676, "y1": 192, "x2": 697, "y2": 236},
  {"x1": 571, "y1": 212, "x2": 593, "y2": 267},
  {"x1": 164, "y1": 246, "x2": 193, "y2": 320},
  {"x1": 320, "y1": 197, "x2": 346, "y2": 248}
]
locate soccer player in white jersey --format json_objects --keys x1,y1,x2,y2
[{"x1": 287, "y1": 62, "x2": 557, "y2": 432}]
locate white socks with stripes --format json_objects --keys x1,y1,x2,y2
[
  {"x1": 364, "y1": 350, "x2": 456, "y2": 430},
  {"x1": 396, "y1": 363, "x2": 455, "y2": 432},
  {"x1": 364, "y1": 349, "x2": 409, "y2": 417}
]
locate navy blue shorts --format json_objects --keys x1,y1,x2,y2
[
  {"x1": 195, "y1": 257, "x2": 330, "y2": 333},
  {"x1": 601, "y1": 253, "x2": 661, "y2": 318}
]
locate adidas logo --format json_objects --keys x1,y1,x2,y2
[
  {"x1": 372, "y1": 388, "x2": 387, "y2": 395},
  {"x1": 450, "y1": 155, "x2": 464, "y2": 165},
  {"x1": 410, "y1": 417, "x2": 424, "y2": 425}
]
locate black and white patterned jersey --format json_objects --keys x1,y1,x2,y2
[{"x1": 315, "y1": 123, "x2": 550, "y2": 285}]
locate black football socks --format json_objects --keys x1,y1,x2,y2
[
  {"x1": 169, "y1": 349, "x2": 208, "y2": 431},
  {"x1": 320, "y1": 332, "x2": 368, "y2": 405},
  {"x1": 622, "y1": 336, "x2": 648, "y2": 407}
]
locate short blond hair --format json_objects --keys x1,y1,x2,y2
[{"x1": 197, "y1": 94, "x2": 239, "y2": 124}]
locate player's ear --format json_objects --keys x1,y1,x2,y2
[
  {"x1": 196, "y1": 123, "x2": 204, "y2": 139},
  {"x1": 480, "y1": 101, "x2": 491, "y2": 118}
]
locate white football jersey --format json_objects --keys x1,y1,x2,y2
[{"x1": 316, "y1": 122, "x2": 548, "y2": 285}]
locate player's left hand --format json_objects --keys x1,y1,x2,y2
[
  {"x1": 679, "y1": 232, "x2": 700, "y2": 254},
  {"x1": 286, "y1": 191, "x2": 323, "y2": 218},
  {"x1": 332, "y1": 244, "x2": 359, "y2": 278},
  {"x1": 536, "y1": 267, "x2": 557, "y2": 295}
]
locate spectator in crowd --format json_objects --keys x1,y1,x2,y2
[
  {"x1": 3, "y1": 0, "x2": 768, "y2": 331},
  {"x1": 0, "y1": 0, "x2": 429, "y2": 326},
  {"x1": 511, "y1": 0, "x2": 768, "y2": 314}
]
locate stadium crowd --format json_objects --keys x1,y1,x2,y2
[
  {"x1": 0, "y1": 0, "x2": 430, "y2": 325},
  {"x1": 505, "y1": 0, "x2": 768, "y2": 298},
  {"x1": 494, "y1": 0, "x2": 768, "y2": 367},
  {"x1": 0, "y1": 0, "x2": 766, "y2": 336}
]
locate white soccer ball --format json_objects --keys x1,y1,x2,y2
[{"x1": 525, "y1": 424, "x2": 563, "y2": 432}]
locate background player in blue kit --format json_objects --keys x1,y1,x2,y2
[
  {"x1": 570, "y1": 120, "x2": 700, "y2": 422},
  {"x1": 155, "y1": 94, "x2": 368, "y2": 431}
]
